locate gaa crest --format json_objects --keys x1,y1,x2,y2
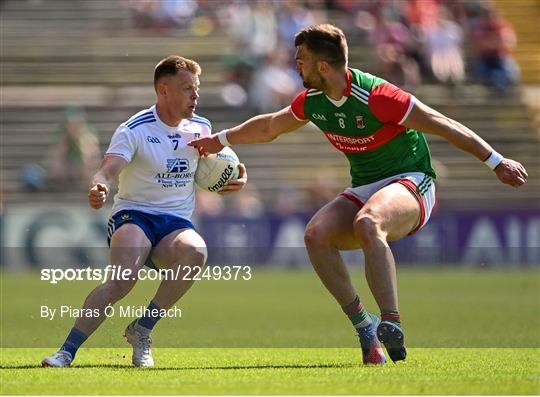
[{"x1": 356, "y1": 116, "x2": 365, "y2": 129}]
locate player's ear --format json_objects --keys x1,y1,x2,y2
[
  {"x1": 156, "y1": 79, "x2": 168, "y2": 97},
  {"x1": 318, "y1": 60, "x2": 329, "y2": 74}
]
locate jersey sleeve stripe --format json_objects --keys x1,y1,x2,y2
[
  {"x1": 350, "y1": 92, "x2": 368, "y2": 105},
  {"x1": 398, "y1": 96, "x2": 415, "y2": 125},
  {"x1": 125, "y1": 111, "x2": 153, "y2": 125},
  {"x1": 192, "y1": 115, "x2": 211, "y2": 123},
  {"x1": 127, "y1": 114, "x2": 155, "y2": 128},
  {"x1": 128, "y1": 118, "x2": 156, "y2": 129},
  {"x1": 351, "y1": 83, "x2": 370, "y2": 97},
  {"x1": 350, "y1": 86, "x2": 369, "y2": 101},
  {"x1": 127, "y1": 110, "x2": 152, "y2": 121},
  {"x1": 351, "y1": 87, "x2": 368, "y2": 100},
  {"x1": 192, "y1": 118, "x2": 211, "y2": 126},
  {"x1": 191, "y1": 115, "x2": 212, "y2": 126},
  {"x1": 190, "y1": 118, "x2": 212, "y2": 129}
]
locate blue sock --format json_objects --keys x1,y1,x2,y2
[
  {"x1": 60, "y1": 328, "x2": 88, "y2": 358},
  {"x1": 136, "y1": 301, "x2": 163, "y2": 331}
]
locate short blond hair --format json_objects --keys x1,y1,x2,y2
[{"x1": 154, "y1": 55, "x2": 201, "y2": 88}]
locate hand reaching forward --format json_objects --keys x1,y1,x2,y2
[
  {"x1": 495, "y1": 158, "x2": 528, "y2": 188},
  {"x1": 189, "y1": 135, "x2": 224, "y2": 156}
]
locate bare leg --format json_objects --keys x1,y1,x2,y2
[
  {"x1": 353, "y1": 183, "x2": 420, "y2": 312},
  {"x1": 150, "y1": 228, "x2": 207, "y2": 310},
  {"x1": 73, "y1": 224, "x2": 151, "y2": 336},
  {"x1": 305, "y1": 196, "x2": 388, "y2": 364},
  {"x1": 304, "y1": 197, "x2": 363, "y2": 306}
]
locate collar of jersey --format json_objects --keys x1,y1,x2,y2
[
  {"x1": 152, "y1": 105, "x2": 183, "y2": 132},
  {"x1": 324, "y1": 69, "x2": 352, "y2": 108}
]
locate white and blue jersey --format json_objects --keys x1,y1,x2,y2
[{"x1": 105, "y1": 105, "x2": 211, "y2": 221}]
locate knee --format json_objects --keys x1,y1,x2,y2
[
  {"x1": 175, "y1": 244, "x2": 207, "y2": 267},
  {"x1": 189, "y1": 246, "x2": 207, "y2": 267},
  {"x1": 304, "y1": 220, "x2": 331, "y2": 249},
  {"x1": 354, "y1": 212, "x2": 385, "y2": 248}
]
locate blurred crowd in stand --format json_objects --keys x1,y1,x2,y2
[
  {"x1": 22, "y1": 106, "x2": 101, "y2": 193},
  {"x1": 126, "y1": 0, "x2": 519, "y2": 96},
  {"x1": 348, "y1": 0, "x2": 519, "y2": 90}
]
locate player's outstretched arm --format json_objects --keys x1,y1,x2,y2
[
  {"x1": 88, "y1": 155, "x2": 127, "y2": 209},
  {"x1": 188, "y1": 106, "x2": 308, "y2": 155},
  {"x1": 403, "y1": 99, "x2": 528, "y2": 188}
]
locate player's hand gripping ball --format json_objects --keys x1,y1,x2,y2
[{"x1": 195, "y1": 147, "x2": 240, "y2": 192}]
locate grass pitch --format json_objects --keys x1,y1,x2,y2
[
  {"x1": 1, "y1": 347, "x2": 538, "y2": 394},
  {"x1": 1, "y1": 268, "x2": 539, "y2": 394}
]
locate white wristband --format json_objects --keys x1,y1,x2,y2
[
  {"x1": 216, "y1": 129, "x2": 231, "y2": 147},
  {"x1": 484, "y1": 151, "x2": 504, "y2": 170}
]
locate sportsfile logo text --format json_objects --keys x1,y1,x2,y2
[{"x1": 40, "y1": 265, "x2": 252, "y2": 284}]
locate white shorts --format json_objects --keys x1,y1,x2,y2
[{"x1": 340, "y1": 172, "x2": 436, "y2": 234}]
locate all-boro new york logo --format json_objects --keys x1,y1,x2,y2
[{"x1": 155, "y1": 158, "x2": 194, "y2": 188}]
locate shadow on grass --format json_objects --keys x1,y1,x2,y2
[{"x1": 1, "y1": 363, "x2": 357, "y2": 371}]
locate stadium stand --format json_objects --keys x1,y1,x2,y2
[
  {"x1": 1, "y1": 0, "x2": 538, "y2": 209},
  {"x1": 493, "y1": 0, "x2": 540, "y2": 137},
  {"x1": 493, "y1": 0, "x2": 540, "y2": 85}
]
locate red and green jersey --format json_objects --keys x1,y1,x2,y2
[{"x1": 290, "y1": 68, "x2": 436, "y2": 187}]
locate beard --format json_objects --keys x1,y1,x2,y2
[{"x1": 301, "y1": 72, "x2": 325, "y2": 91}]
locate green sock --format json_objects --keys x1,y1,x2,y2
[
  {"x1": 342, "y1": 295, "x2": 371, "y2": 328},
  {"x1": 381, "y1": 309, "x2": 401, "y2": 326}
]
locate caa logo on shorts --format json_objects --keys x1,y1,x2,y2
[{"x1": 167, "y1": 158, "x2": 190, "y2": 173}]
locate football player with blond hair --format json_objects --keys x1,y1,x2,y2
[{"x1": 42, "y1": 55, "x2": 247, "y2": 368}]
